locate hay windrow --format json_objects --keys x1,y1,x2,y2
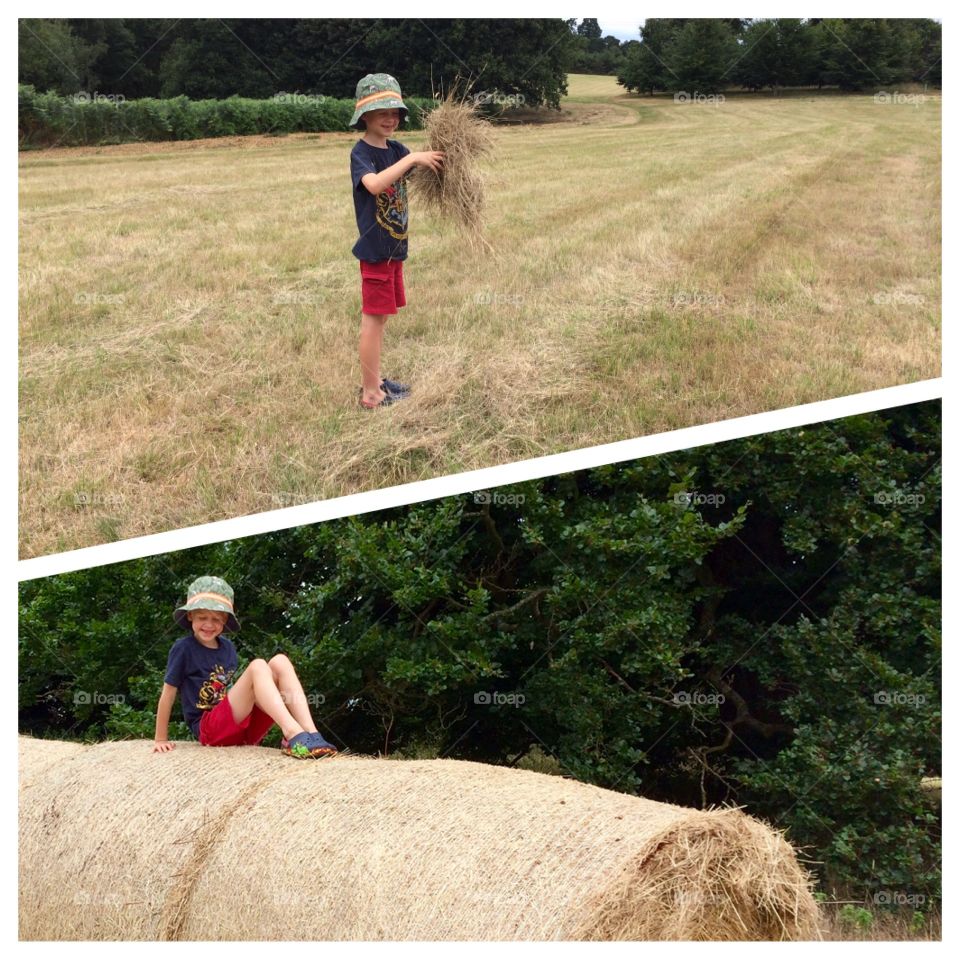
[
  {"x1": 19, "y1": 736, "x2": 819, "y2": 940},
  {"x1": 408, "y1": 93, "x2": 494, "y2": 250}
]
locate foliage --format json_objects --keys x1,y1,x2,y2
[
  {"x1": 17, "y1": 85, "x2": 434, "y2": 148},
  {"x1": 18, "y1": 18, "x2": 574, "y2": 109},
  {"x1": 617, "y1": 17, "x2": 942, "y2": 94},
  {"x1": 19, "y1": 403, "x2": 941, "y2": 900}
]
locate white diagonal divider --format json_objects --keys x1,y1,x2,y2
[{"x1": 18, "y1": 378, "x2": 942, "y2": 582}]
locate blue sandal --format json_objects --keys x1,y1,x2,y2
[
  {"x1": 358, "y1": 387, "x2": 398, "y2": 409},
  {"x1": 281, "y1": 732, "x2": 326, "y2": 759},
  {"x1": 304, "y1": 731, "x2": 338, "y2": 757},
  {"x1": 381, "y1": 377, "x2": 411, "y2": 397}
]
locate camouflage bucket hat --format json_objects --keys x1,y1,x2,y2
[
  {"x1": 350, "y1": 72, "x2": 409, "y2": 130},
  {"x1": 174, "y1": 575, "x2": 240, "y2": 634}
]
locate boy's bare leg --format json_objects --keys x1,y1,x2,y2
[
  {"x1": 359, "y1": 312, "x2": 387, "y2": 405},
  {"x1": 268, "y1": 654, "x2": 319, "y2": 734},
  {"x1": 227, "y1": 659, "x2": 303, "y2": 741}
]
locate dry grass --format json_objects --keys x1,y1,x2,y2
[
  {"x1": 817, "y1": 902, "x2": 941, "y2": 941},
  {"x1": 18, "y1": 75, "x2": 941, "y2": 557},
  {"x1": 19, "y1": 736, "x2": 818, "y2": 940},
  {"x1": 408, "y1": 91, "x2": 493, "y2": 247}
]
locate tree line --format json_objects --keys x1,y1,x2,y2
[
  {"x1": 619, "y1": 18, "x2": 941, "y2": 94},
  {"x1": 18, "y1": 18, "x2": 577, "y2": 109},
  {"x1": 19, "y1": 402, "x2": 940, "y2": 902},
  {"x1": 19, "y1": 18, "x2": 941, "y2": 109}
]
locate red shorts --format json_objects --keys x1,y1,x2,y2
[
  {"x1": 198, "y1": 695, "x2": 275, "y2": 747},
  {"x1": 360, "y1": 259, "x2": 406, "y2": 315}
]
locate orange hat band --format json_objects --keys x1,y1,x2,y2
[
  {"x1": 186, "y1": 591, "x2": 234, "y2": 611},
  {"x1": 355, "y1": 90, "x2": 403, "y2": 110}
]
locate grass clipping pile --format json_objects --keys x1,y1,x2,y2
[
  {"x1": 19, "y1": 736, "x2": 819, "y2": 941},
  {"x1": 408, "y1": 94, "x2": 494, "y2": 251}
]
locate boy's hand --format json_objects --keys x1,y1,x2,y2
[
  {"x1": 410, "y1": 150, "x2": 445, "y2": 173},
  {"x1": 152, "y1": 740, "x2": 175, "y2": 753}
]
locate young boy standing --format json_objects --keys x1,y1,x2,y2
[
  {"x1": 153, "y1": 576, "x2": 337, "y2": 759},
  {"x1": 349, "y1": 73, "x2": 444, "y2": 409}
]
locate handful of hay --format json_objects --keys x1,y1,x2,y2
[
  {"x1": 409, "y1": 92, "x2": 494, "y2": 249},
  {"x1": 19, "y1": 736, "x2": 820, "y2": 941}
]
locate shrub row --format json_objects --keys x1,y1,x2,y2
[{"x1": 18, "y1": 85, "x2": 435, "y2": 148}]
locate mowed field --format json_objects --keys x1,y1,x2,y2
[{"x1": 19, "y1": 75, "x2": 941, "y2": 557}]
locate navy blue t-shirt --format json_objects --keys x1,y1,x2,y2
[
  {"x1": 164, "y1": 633, "x2": 238, "y2": 739},
  {"x1": 350, "y1": 138, "x2": 411, "y2": 262}
]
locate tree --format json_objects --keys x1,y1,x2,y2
[
  {"x1": 18, "y1": 19, "x2": 104, "y2": 95},
  {"x1": 667, "y1": 19, "x2": 741, "y2": 94}
]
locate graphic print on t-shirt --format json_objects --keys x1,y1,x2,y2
[
  {"x1": 196, "y1": 664, "x2": 234, "y2": 711},
  {"x1": 376, "y1": 179, "x2": 408, "y2": 241}
]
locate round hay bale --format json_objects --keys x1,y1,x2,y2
[
  {"x1": 18, "y1": 734, "x2": 87, "y2": 787},
  {"x1": 18, "y1": 737, "x2": 818, "y2": 940}
]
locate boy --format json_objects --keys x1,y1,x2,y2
[
  {"x1": 349, "y1": 72, "x2": 444, "y2": 409},
  {"x1": 153, "y1": 576, "x2": 337, "y2": 759}
]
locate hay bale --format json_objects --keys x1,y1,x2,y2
[
  {"x1": 18, "y1": 735, "x2": 86, "y2": 787},
  {"x1": 408, "y1": 93, "x2": 493, "y2": 249},
  {"x1": 18, "y1": 736, "x2": 818, "y2": 940}
]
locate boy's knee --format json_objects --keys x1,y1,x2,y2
[
  {"x1": 269, "y1": 653, "x2": 291, "y2": 669},
  {"x1": 249, "y1": 658, "x2": 270, "y2": 672}
]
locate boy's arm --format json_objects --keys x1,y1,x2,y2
[
  {"x1": 360, "y1": 150, "x2": 443, "y2": 196},
  {"x1": 360, "y1": 154, "x2": 416, "y2": 196},
  {"x1": 153, "y1": 682, "x2": 178, "y2": 751}
]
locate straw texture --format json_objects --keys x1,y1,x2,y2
[
  {"x1": 19, "y1": 736, "x2": 818, "y2": 940},
  {"x1": 408, "y1": 93, "x2": 493, "y2": 249}
]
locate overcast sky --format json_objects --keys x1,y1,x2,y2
[{"x1": 597, "y1": 19, "x2": 642, "y2": 41}]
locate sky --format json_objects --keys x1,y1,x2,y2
[{"x1": 597, "y1": 19, "x2": 642, "y2": 41}]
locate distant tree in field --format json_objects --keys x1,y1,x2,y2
[
  {"x1": 577, "y1": 18, "x2": 602, "y2": 44},
  {"x1": 733, "y1": 19, "x2": 781, "y2": 90},
  {"x1": 667, "y1": 18, "x2": 740, "y2": 93},
  {"x1": 888, "y1": 18, "x2": 942, "y2": 86},
  {"x1": 570, "y1": 19, "x2": 628, "y2": 76},
  {"x1": 618, "y1": 18, "x2": 685, "y2": 94},
  {"x1": 814, "y1": 18, "x2": 900, "y2": 89},
  {"x1": 734, "y1": 18, "x2": 818, "y2": 90}
]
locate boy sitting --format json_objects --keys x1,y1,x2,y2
[{"x1": 153, "y1": 576, "x2": 337, "y2": 759}]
